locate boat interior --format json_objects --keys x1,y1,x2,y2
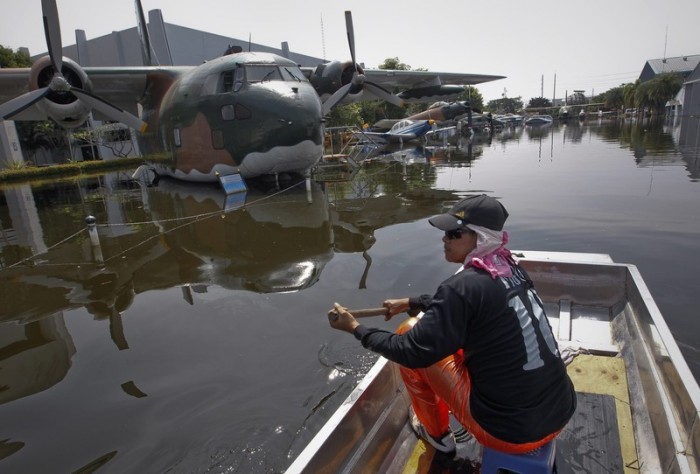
[{"x1": 287, "y1": 252, "x2": 700, "y2": 474}]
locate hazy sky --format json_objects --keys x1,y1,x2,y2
[{"x1": 1, "y1": 0, "x2": 698, "y2": 103}]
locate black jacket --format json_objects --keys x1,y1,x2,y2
[{"x1": 354, "y1": 263, "x2": 576, "y2": 444}]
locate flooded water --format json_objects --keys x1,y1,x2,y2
[{"x1": 1, "y1": 117, "x2": 699, "y2": 473}]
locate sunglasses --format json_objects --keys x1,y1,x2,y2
[{"x1": 444, "y1": 229, "x2": 466, "y2": 240}]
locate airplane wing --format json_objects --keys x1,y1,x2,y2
[
  {"x1": 362, "y1": 69, "x2": 505, "y2": 89},
  {"x1": 0, "y1": 66, "x2": 185, "y2": 121},
  {"x1": 0, "y1": 69, "x2": 32, "y2": 101},
  {"x1": 301, "y1": 62, "x2": 505, "y2": 108},
  {"x1": 84, "y1": 67, "x2": 188, "y2": 116},
  {"x1": 0, "y1": 69, "x2": 45, "y2": 120}
]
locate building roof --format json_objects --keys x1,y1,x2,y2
[
  {"x1": 639, "y1": 54, "x2": 700, "y2": 82},
  {"x1": 34, "y1": 9, "x2": 325, "y2": 68}
]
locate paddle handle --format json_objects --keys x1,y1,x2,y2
[{"x1": 348, "y1": 307, "x2": 389, "y2": 318}]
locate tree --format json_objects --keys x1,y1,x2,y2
[
  {"x1": 486, "y1": 97, "x2": 524, "y2": 114},
  {"x1": 623, "y1": 81, "x2": 638, "y2": 110},
  {"x1": 634, "y1": 73, "x2": 683, "y2": 115},
  {"x1": 458, "y1": 87, "x2": 485, "y2": 111},
  {"x1": 72, "y1": 123, "x2": 136, "y2": 159},
  {"x1": 14, "y1": 120, "x2": 71, "y2": 163},
  {"x1": 0, "y1": 45, "x2": 31, "y2": 68},
  {"x1": 325, "y1": 103, "x2": 363, "y2": 128},
  {"x1": 567, "y1": 91, "x2": 587, "y2": 105},
  {"x1": 603, "y1": 86, "x2": 625, "y2": 110},
  {"x1": 592, "y1": 92, "x2": 606, "y2": 104},
  {"x1": 527, "y1": 97, "x2": 552, "y2": 109},
  {"x1": 377, "y1": 57, "x2": 411, "y2": 71}
]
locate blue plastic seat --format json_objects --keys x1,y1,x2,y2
[{"x1": 481, "y1": 439, "x2": 556, "y2": 474}]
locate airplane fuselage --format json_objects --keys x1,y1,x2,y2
[{"x1": 143, "y1": 53, "x2": 324, "y2": 182}]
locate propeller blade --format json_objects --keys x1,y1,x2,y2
[
  {"x1": 134, "y1": 0, "x2": 154, "y2": 66},
  {"x1": 41, "y1": 0, "x2": 63, "y2": 73},
  {"x1": 0, "y1": 88, "x2": 50, "y2": 120},
  {"x1": 71, "y1": 88, "x2": 148, "y2": 133},
  {"x1": 344, "y1": 11, "x2": 356, "y2": 69},
  {"x1": 322, "y1": 84, "x2": 351, "y2": 116},
  {"x1": 365, "y1": 83, "x2": 404, "y2": 108}
]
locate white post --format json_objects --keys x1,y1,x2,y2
[{"x1": 85, "y1": 215, "x2": 104, "y2": 264}]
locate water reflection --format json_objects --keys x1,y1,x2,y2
[
  {"x1": 678, "y1": 115, "x2": 700, "y2": 181},
  {"x1": 0, "y1": 166, "x2": 458, "y2": 409},
  {"x1": 0, "y1": 169, "x2": 463, "y2": 320},
  {"x1": 0, "y1": 118, "x2": 698, "y2": 472},
  {"x1": 0, "y1": 317, "x2": 75, "y2": 405}
]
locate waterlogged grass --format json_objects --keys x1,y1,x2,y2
[{"x1": 0, "y1": 155, "x2": 170, "y2": 185}]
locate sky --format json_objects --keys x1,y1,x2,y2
[{"x1": 1, "y1": 0, "x2": 699, "y2": 104}]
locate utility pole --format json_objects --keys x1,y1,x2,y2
[{"x1": 541, "y1": 75, "x2": 544, "y2": 98}]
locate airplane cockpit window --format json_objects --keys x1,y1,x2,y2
[
  {"x1": 202, "y1": 73, "x2": 220, "y2": 95},
  {"x1": 217, "y1": 68, "x2": 245, "y2": 93},
  {"x1": 233, "y1": 68, "x2": 244, "y2": 91},
  {"x1": 246, "y1": 65, "x2": 283, "y2": 83},
  {"x1": 281, "y1": 67, "x2": 305, "y2": 82},
  {"x1": 222, "y1": 71, "x2": 235, "y2": 92},
  {"x1": 244, "y1": 65, "x2": 308, "y2": 83}
]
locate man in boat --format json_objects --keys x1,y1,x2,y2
[{"x1": 328, "y1": 194, "x2": 576, "y2": 456}]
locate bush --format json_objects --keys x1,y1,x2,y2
[{"x1": 0, "y1": 155, "x2": 170, "y2": 184}]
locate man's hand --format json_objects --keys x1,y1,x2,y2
[
  {"x1": 382, "y1": 298, "x2": 410, "y2": 320},
  {"x1": 328, "y1": 302, "x2": 360, "y2": 334}
]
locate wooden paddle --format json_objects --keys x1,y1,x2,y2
[
  {"x1": 328, "y1": 306, "x2": 388, "y2": 322},
  {"x1": 347, "y1": 307, "x2": 389, "y2": 318},
  {"x1": 330, "y1": 307, "x2": 420, "y2": 320}
]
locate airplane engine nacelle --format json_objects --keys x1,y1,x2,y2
[
  {"x1": 29, "y1": 56, "x2": 92, "y2": 128},
  {"x1": 308, "y1": 60, "x2": 364, "y2": 100}
]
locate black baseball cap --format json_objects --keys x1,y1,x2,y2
[{"x1": 429, "y1": 194, "x2": 509, "y2": 231}]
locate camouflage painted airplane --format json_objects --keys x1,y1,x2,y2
[{"x1": 0, "y1": 0, "x2": 505, "y2": 183}]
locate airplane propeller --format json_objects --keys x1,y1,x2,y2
[
  {"x1": 135, "y1": 0, "x2": 156, "y2": 66},
  {"x1": 321, "y1": 11, "x2": 404, "y2": 116},
  {"x1": 0, "y1": 0, "x2": 147, "y2": 132}
]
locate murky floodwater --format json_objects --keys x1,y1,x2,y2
[{"x1": 1, "y1": 117, "x2": 699, "y2": 473}]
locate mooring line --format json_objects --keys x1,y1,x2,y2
[
  {"x1": 5, "y1": 227, "x2": 87, "y2": 269},
  {"x1": 3, "y1": 180, "x2": 307, "y2": 270},
  {"x1": 101, "y1": 180, "x2": 307, "y2": 263}
]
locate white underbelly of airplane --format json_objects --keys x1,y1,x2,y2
[
  {"x1": 152, "y1": 140, "x2": 322, "y2": 182},
  {"x1": 238, "y1": 140, "x2": 322, "y2": 178}
]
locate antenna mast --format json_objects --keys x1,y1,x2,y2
[{"x1": 320, "y1": 13, "x2": 326, "y2": 60}]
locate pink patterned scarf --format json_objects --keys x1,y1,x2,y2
[{"x1": 463, "y1": 225, "x2": 515, "y2": 278}]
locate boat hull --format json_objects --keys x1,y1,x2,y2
[{"x1": 287, "y1": 251, "x2": 700, "y2": 473}]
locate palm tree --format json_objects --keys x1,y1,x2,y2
[
  {"x1": 604, "y1": 86, "x2": 625, "y2": 111},
  {"x1": 623, "y1": 82, "x2": 638, "y2": 110},
  {"x1": 635, "y1": 73, "x2": 683, "y2": 115}
]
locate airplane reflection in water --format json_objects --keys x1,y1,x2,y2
[{"x1": 0, "y1": 171, "x2": 458, "y2": 404}]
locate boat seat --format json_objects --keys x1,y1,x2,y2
[{"x1": 481, "y1": 439, "x2": 556, "y2": 474}]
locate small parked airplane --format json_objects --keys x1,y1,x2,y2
[
  {"x1": 355, "y1": 119, "x2": 437, "y2": 145},
  {"x1": 0, "y1": 1, "x2": 505, "y2": 182}
]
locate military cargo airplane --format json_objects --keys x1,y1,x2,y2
[{"x1": 0, "y1": 1, "x2": 505, "y2": 182}]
